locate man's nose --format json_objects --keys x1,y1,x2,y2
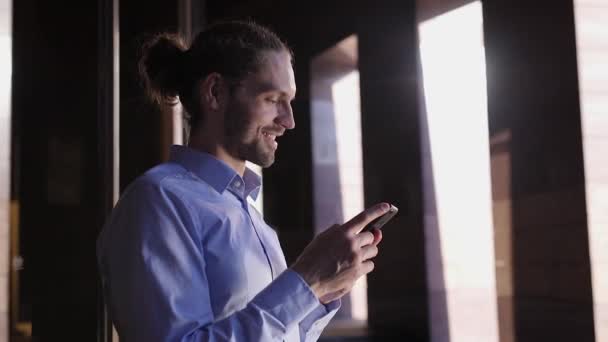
[{"x1": 276, "y1": 102, "x2": 295, "y2": 130}]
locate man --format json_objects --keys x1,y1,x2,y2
[{"x1": 97, "y1": 20, "x2": 389, "y2": 341}]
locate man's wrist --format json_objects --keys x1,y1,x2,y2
[{"x1": 289, "y1": 264, "x2": 323, "y2": 299}]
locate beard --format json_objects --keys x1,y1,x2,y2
[{"x1": 224, "y1": 101, "x2": 276, "y2": 168}]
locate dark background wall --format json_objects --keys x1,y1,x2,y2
[
  {"x1": 13, "y1": 0, "x2": 109, "y2": 339},
  {"x1": 483, "y1": 0, "x2": 595, "y2": 340}
]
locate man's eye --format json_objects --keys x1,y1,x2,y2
[{"x1": 266, "y1": 98, "x2": 279, "y2": 104}]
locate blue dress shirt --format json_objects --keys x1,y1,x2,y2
[{"x1": 97, "y1": 145, "x2": 340, "y2": 342}]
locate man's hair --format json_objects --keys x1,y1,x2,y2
[{"x1": 138, "y1": 20, "x2": 293, "y2": 130}]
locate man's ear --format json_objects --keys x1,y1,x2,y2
[{"x1": 199, "y1": 72, "x2": 227, "y2": 112}]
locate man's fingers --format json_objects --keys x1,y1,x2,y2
[
  {"x1": 344, "y1": 203, "x2": 390, "y2": 235},
  {"x1": 362, "y1": 260, "x2": 375, "y2": 275},
  {"x1": 355, "y1": 231, "x2": 375, "y2": 248},
  {"x1": 361, "y1": 244, "x2": 379, "y2": 261},
  {"x1": 372, "y1": 228, "x2": 383, "y2": 246}
]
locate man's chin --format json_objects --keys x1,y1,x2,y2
[
  {"x1": 246, "y1": 153, "x2": 274, "y2": 168},
  {"x1": 250, "y1": 152, "x2": 275, "y2": 168},
  {"x1": 233, "y1": 142, "x2": 275, "y2": 168},
  {"x1": 255, "y1": 157, "x2": 275, "y2": 168}
]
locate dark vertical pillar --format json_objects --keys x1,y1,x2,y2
[
  {"x1": 483, "y1": 0, "x2": 595, "y2": 340},
  {"x1": 97, "y1": 0, "x2": 118, "y2": 340},
  {"x1": 13, "y1": 0, "x2": 114, "y2": 340},
  {"x1": 358, "y1": 4, "x2": 429, "y2": 340}
]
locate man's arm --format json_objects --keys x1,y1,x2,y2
[{"x1": 98, "y1": 183, "x2": 320, "y2": 342}]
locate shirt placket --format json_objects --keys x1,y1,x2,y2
[
  {"x1": 231, "y1": 179, "x2": 275, "y2": 280},
  {"x1": 231, "y1": 179, "x2": 299, "y2": 342}
]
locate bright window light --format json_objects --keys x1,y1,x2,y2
[
  {"x1": 0, "y1": 6, "x2": 11, "y2": 340},
  {"x1": 574, "y1": 1, "x2": 608, "y2": 339},
  {"x1": 332, "y1": 71, "x2": 367, "y2": 322},
  {"x1": 418, "y1": 2, "x2": 500, "y2": 341},
  {"x1": 0, "y1": 35, "x2": 11, "y2": 107},
  {"x1": 311, "y1": 35, "x2": 367, "y2": 329}
]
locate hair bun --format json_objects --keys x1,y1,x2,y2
[{"x1": 138, "y1": 33, "x2": 188, "y2": 105}]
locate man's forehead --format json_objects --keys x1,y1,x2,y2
[{"x1": 246, "y1": 51, "x2": 296, "y2": 97}]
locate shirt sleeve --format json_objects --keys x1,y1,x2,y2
[
  {"x1": 298, "y1": 292, "x2": 341, "y2": 341},
  {"x1": 97, "y1": 182, "x2": 321, "y2": 342}
]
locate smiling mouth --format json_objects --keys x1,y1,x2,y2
[
  {"x1": 262, "y1": 132, "x2": 276, "y2": 139},
  {"x1": 262, "y1": 131, "x2": 280, "y2": 149}
]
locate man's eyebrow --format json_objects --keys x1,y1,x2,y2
[
  {"x1": 254, "y1": 81, "x2": 295, "y2": 98},
  {"x1": 253, "y1": 81, "x2": 280, "y2": 93}
]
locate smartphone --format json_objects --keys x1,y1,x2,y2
[{"x1": 362, "y1": 204, "x2": 398, "y2": 232}]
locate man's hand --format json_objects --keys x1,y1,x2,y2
[{"x1": 290, "y1": 203, "x2": 388, "y2": 304}]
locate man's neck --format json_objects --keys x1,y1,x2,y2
[{"x1": 187, "y1": 134, "x2": 246, "y2": 177}]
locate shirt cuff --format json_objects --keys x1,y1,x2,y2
[
  {"x1": 250, "y1": 268, "x2": 321, "y2": 331},
  {"x1": 289, "y1": 268, "x2": 341, "y2": 314},
  {"x1": 299, "y1": 298, "x2": 341, "y2": 342}
]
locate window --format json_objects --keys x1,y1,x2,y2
[
  {"x1": 418, "y1": 2, "x2": 500, "y2": 340},
  {"x1": 574, "y1": 1, "x2": 608, "y2": 340},
  {"x1": 311, "y1": 35, "x2": 368, "y2": 333}
]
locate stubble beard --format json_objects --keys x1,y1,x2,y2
[{"x1": 224, "y1": 103, "x2": 276, "y2": 168}]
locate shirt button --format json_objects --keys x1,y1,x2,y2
[{"x1": 234, "y1": 180, "x2": 242, "y2": 188}]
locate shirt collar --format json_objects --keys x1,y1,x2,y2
[{"x1": 169, "y1": 145, "x2": 262, "y2": 201}]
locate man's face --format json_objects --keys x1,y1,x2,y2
[{"x1": 223, "y1": 50, "x2": 296, "y2": 168}]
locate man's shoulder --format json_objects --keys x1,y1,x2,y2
[
  {"x1": 127, "y1": 162, "x2": 191, "y2": 192},
  {"x1": 121, "y1": 162, "x2": 182, "y2": 196},
  {"x1": 107, "y1": 163, "x2": 216, "y2": 226},
  {"x1": 124, "y1": 162, "x2": 223, "y2": 208}
]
